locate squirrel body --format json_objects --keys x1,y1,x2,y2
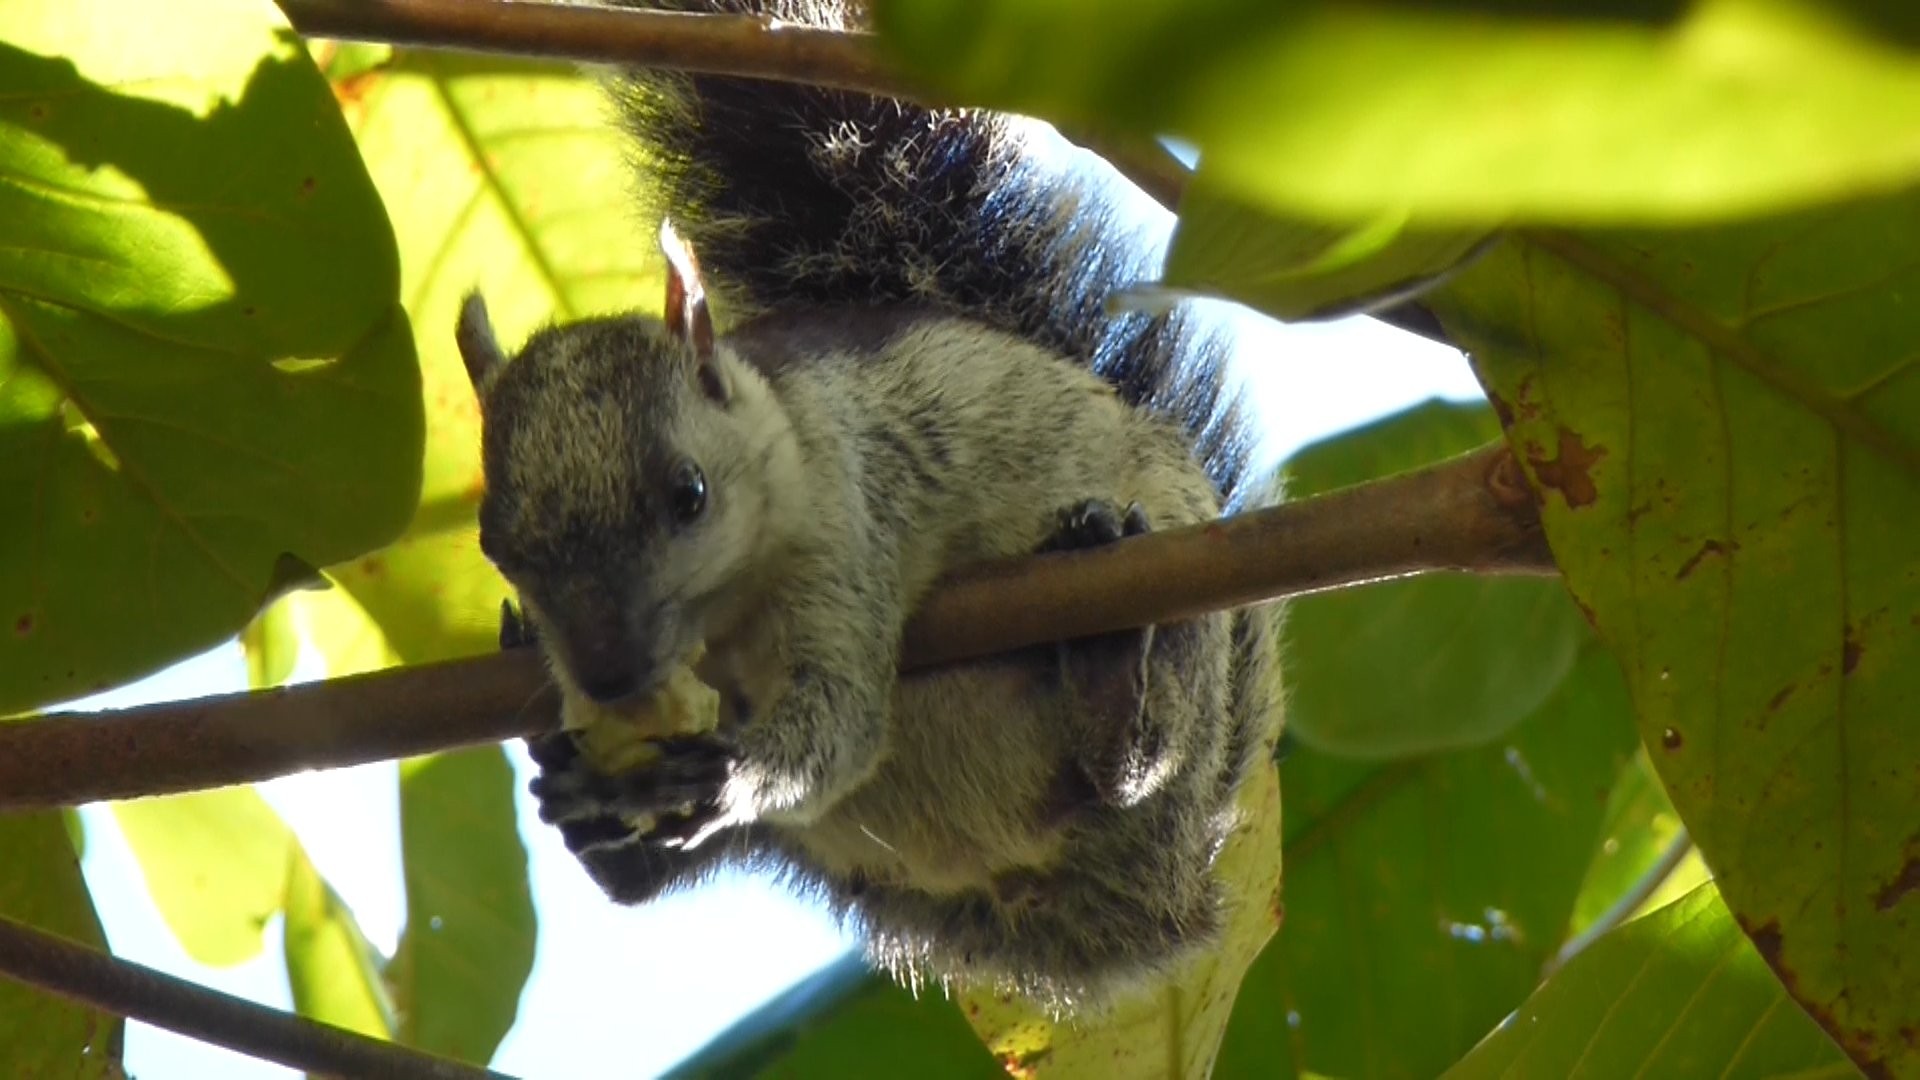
[{"x1": 457, "y1": 0, "x2": 1282, "y2": 1009}]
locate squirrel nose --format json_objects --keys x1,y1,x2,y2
[{"x1": 577, "y1": 669, "x2": 642, "y2": 706}]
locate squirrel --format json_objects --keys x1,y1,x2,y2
[{"x1": 453, "y1": 0, "x2": 1283, "y2": 1011}]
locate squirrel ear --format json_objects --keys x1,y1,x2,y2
[
  {"x1": 659, "y1": 218, "x2": 716, "y2": 361},
  {"x1": 456, "y1": 291, "x2": 505, "y2": 396},
  {"x1": 659, "y1": 219, "x2": 728, "y2": 406}
]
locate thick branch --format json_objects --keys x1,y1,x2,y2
[
  {"x1": 0, "y1": 914, "x2": 510, "y2": 1080},
  {"x1": 0, "y1": 442, "x2": 1549, "y2": 811}
]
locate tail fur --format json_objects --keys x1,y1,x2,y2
[{"x1": 604, "y1": 0, "x2": 1261, "y2": 505}]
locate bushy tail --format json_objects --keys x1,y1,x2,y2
[{"x1": 605, "y1": 0, "x2": 1260, "y2": 504}]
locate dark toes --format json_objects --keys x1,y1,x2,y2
[
  {"x1": 559, "y1": 815, "x2": 639, "y2": 854},
  {"x1": 1045, "y1": 498, "x2": 1126, "y2": 553},
  {"x1": 643, "y1": 803, "x2": 724, "y2": 848},
  {"x1": 524, "y1": 731, "x2": 580, "y2": 770},
  {"x1": 531, "y1": 735, "x2": 732, "y2": 826},
  {"x1": 1121, "y1": 501, "x2": 1151, "y2": 537}
]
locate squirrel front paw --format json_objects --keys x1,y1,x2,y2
[{"x1": 528, "y1": 734, "x2": 734, "y2": 848}]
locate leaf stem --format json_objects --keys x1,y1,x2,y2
[{"x1": 1544, "y1": 828, "x2": 1695, "y2": 978}]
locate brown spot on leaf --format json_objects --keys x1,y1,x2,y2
[
  {"x1": 1877, "y1": 857, "x2": 1920, "y2": 911},
  {"x1": 13, "y1": 613, "x2": 32, "y2": 636},
  {"x1": 1843, "y1": 630, "x2": 1863, "y2": 675},
  {"x1": 1000, "y1": 1048, "x2": 1050, "y2": 1078},
  {"x1": 1573, "y1": 596, "x2": 1598, "y2": 629},
  {"x1": 1661, "y1": 727, "x2": 1683, "y2": 750},
  {"x1": 1526, "y1": 427, "x2": 1606, "y2": 508},
  {"x1": 332, "y1": 70, "x2": 382, "y2": 110},
  {"x1": 359, "y1": 555, "x2": 385, "y2": 577},
  {"x1": 1742, "y1": 917, "x2": 1785, "y2": 972},
  {"x1": 299, "y1": 176, "x2": 317, "y2": 196},
  {"x1": 1676, "y1": 538, "x2": 1737, "y2": 580},
  {"x1": 1766, "y1": 684, "x2": 1796, "y2": 713}
]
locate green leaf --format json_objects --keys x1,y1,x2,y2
[
  {"x1": 391, "y1": 747, "x2": 535, "y2": 1065},
  {"x1": 1217, "y1": 645, "x2": 1637, "y2": 1079},
  {"x1": 284, "y1": 841, "x2": 395, "y2": 1040},
  {"x1": 112, "y1": 788, "x2": 293, "y2": 967},
  {"x1": 0, "y1": 812, "x2": 122, "y2": 1077},
  {"x1": 1428, "y1": 191, "x2": 1920, "y2": 1074},
  {"x1": 254, "y1": 48, "x2": 656, "y2": 679},
  {"x1": 1165, "y1": 176, "x2": 1492, "y2": 321},
  {"x1": 1446, "y1": 884, "x2": 1855, "y2": 1079},
  {"x1": 666, "y1": 955, "x2": 1002, "y2": 1079},
  {"x1": 874, "y1": 0, "x2": 1920, "y2": 223},
  {"x1": 0, "y1": 0, "x2": 422, "y2": 714},
  {"x1": 1281, "y1": 400, "x2": 1594, "y2": 757},
  {"x1": 961, "y1": 760, "x2": 1283, "y2": 1077}
]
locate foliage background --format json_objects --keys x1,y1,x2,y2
[{"x1": 2, "y1": 0, "x2": 1914, "y2": 1076}]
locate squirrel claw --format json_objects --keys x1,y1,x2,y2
[{"x1": 1043, "y1": 498, "x2": 1152, "y2": 553}]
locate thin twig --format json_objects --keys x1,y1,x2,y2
[
  {"x1": 278, "y1": 0, "x2": 907, "y2": 99},
  {"x1": 1544, "y1": 829, "x2": 1696, "y2": 978},
  {"x1": 0, "y1": 914, "x2": 512, "y2": 1080},
  {"x1": 0, "y1": 442, "x2": 1551, "y2": 811}
]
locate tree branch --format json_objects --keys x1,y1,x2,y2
[
  {"x1": 0, "y1": 442, "x2": 1550, "y2": 811},
  {"x1": 0, "y1": 914, "x2": 511, "y2": 1080},
  {"x1": 278, "y1": 0, "x2": 907, "y2": 98},
  {"x1": 277, "y1": 0, "x2": 1461, "y2": 351}
]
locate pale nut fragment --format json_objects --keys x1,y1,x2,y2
[{"x1": 562, "y1": 646, "x2": 722, "y2": 775}]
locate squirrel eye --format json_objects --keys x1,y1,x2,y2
[{"x1": 670, "y1": 459, "x2": 707, "y2": 524}]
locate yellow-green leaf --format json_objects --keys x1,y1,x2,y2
[
  {"x1": 0, "y1": 0, "x2": 421, "y2": 714},
  {"x1": 392, "y1": 747, "x2": 536, "y2": 1065},
  {"x1": 877, "y1": 0, "x2": 1920, "y2": 223},
  {"x1": 113, "y1": 788, "x2": 292, "y2": 967},
  {"x1": 0, "y1": 811, "x2": 122, "y2": 1077},
  {"x1": 1429, "y1": 191, "x2": 1920, "y2": 1074},
  {"x1": 283, "y1": 841, "x2": 395, "y2": 1041}
]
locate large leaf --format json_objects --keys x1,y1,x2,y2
[
  {"x1": 111, "y1": 787, "x2": 293, "y2": 967},
  {"x1": 1281, "y1": 400, "x2": 1594, "y2": 757},
  {"x1": 1447, "y1": 884, "x2": 1854, "y2": 1078},
  {"x1": 0, "y1": 0, "x2": 420, "y2": 714},
  {"x1": 956, "y1": 760, "x2": 1283, "y2": 1078},
  {"x1": 0, "y1": 812, "x2": 122, "y2": 1078},
  {"x1": 284, "y1": 840, "x2": 395, "y2": 1040},
  {"x1": 874, "y1": 0, "x2": 1920, "y2": 223},
  {"x1": 390, "y1": 747, "x2": 536, "y2": 1066},
  {"x1": 667, "y1": 955, "x2": 1001, "y2": 1079},
  {"x1": 1429, "y1": 193, "x2": 1920, "y2": 1074},
  {"x1": 252, "y1": 48, "x2": 657, "y2": 681},
  {"x1": 1216, "y1": 645, "x2": 1637, "y2": 1079}
]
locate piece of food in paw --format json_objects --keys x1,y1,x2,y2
[{"x1": 563, "y1": 647, "x2": 721, "y2": 775}]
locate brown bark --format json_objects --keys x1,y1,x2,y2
[{"x1": 0, "y1": 442, "x2": 1549, "y2": 811}]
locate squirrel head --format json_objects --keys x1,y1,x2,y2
[{"x1": 456, "y1": 223, "x2": 794, "y2": 706}]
